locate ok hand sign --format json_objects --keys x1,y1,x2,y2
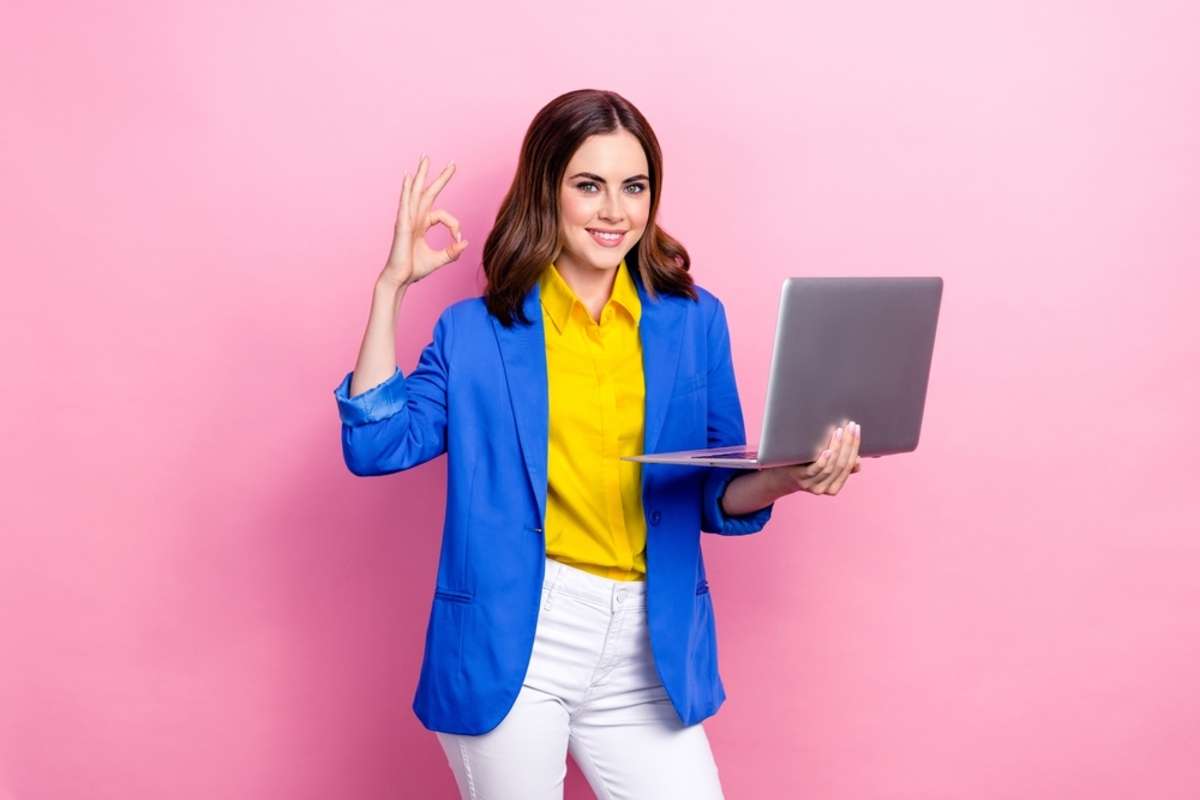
[{"x1": 379, "y1": 155, "x2": 469, "y2": 289}]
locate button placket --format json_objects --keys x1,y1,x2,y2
[{"x1": 540, "y1": 270, "x2": 649, "y2": 584}]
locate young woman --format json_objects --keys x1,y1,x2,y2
[{"x1": 333, "y1": 89, "x2": 862, "y2": 799}]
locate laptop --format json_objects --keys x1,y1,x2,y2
[{"x1": 621, "y1": 276, "x2": 944, "y2": 469}]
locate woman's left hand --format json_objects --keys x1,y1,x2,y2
[{"x1": 765, "y1": 420, "x2": 862, "y2": 497}]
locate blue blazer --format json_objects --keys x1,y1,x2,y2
[{"x1": 333, "y1": 268, "x2": 775, "y2": 735}]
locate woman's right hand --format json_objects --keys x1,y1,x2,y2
[{"x1": 379, "y1": 155, "x2": 469, "y2": 289}]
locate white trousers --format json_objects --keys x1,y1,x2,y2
[{"x1": 435, "y1": 556, "x2": 725, "y2": 799}]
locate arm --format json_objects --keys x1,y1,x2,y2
[
  {"x1": 699, "y1": 299, "x2": 776, "y2": 535},
  {"x1": 348, "y1": 279, "x2": 409, "y2": 399},
  {"x1": 719, "y1": 467, "x2": 791, "y2": 517},
  {"x1": 332, "y1": 283, "x2": 453, "y2": 476},
  {"x1": 332, "y1": 155, "x2": 468, "y2": 476}
]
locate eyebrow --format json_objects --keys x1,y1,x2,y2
[{"x1": 568, "y1": 172, "x2": 650, "y2": 184}]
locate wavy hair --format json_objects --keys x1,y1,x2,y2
[{"x1": 481, "y1": 89, "x2": 696, "y2": 327}]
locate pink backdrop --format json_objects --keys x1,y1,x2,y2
[{"x1": 3, "y1": 1, "x2": 1198, "y2": 797}]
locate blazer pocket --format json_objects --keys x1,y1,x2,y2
[
  {"x1": 673, "y1": 371, "x2": 708, "y2": 397},
  {"x1": 434, "y1": 587, "x2": 474, "y2": 604}
]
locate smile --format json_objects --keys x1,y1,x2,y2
[{"x1": 587, "y1": 228, "x2": 626, "y2": 247}]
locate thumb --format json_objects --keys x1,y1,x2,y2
[{"x1": 444, "y1": 239, "x2": 469, "y2": 264}]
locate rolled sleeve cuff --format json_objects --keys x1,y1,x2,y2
[
  {"x1": 703, "y1": 468, "x2": 775, "y2": 535},
  {"x1": 333, "y1": 367, "x2": 406, "y2": 427}
]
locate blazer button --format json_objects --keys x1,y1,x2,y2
[{"x1": 650, "y1": 510, "x2": 662, "y2": 525}]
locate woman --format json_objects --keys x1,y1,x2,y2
[{"x1": 333, "y1": 89, "x2": 862, "y2": 799}]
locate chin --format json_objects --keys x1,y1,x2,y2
[
  {"x1": 593, "y1": 255, "x2": 626, "y2": 270},
  {"x1": 575, "y1": 248, "x2": 623, "y2": 268}
]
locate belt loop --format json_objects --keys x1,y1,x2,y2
[{"x1": 542, "y1": 558, "x2": 562, "y2": 612}]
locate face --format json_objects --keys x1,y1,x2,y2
[{"x1": 556, "y1": 129, "x2": 651, "y2": 276}]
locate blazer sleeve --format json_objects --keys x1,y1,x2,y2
[
  {"x1": 332, "y1": 306, "x2": 453, "y2": 476},
  {"x1": 699, "y1": 298, "x2": 775, "y2": 535}
]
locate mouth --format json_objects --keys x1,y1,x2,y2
[{"x1": 586, "y1": 227, "x2": 627, "y2": 247}]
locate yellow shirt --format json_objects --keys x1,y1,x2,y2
[{"x1": 539, "y1": 258, "x2": 647, "y2": 582}]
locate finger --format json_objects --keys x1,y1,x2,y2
[
  {"x1": 434, "y1": 238, "x2": 469, "y2": 267},
  {"x1": 425, "y1": 208, "x2": 468, "y2": 266},
  {"x1": 827, "y1": 422, "x2": 861, "y2": 493},
  {"x1": 392, "y1": 174, "x2": 413, "y2": 259},
  {"x1": 834, "y1": 421, "x2": 858, "y2": 473},
  {"x1": 822, "y1": 421, "x2": 840, "y2": 452},
  {"x1": 795, "y1": 448, "x2": 834, "y2": 485},
  {"x1": 411, "y1": 155, "x2": 430, "y2": 223},
  {"x1": 804, "y1": 423, "x2": 840, "y2": 475},
  {"x1": 812, "y1": 420, "x2": 851, "y2": 492},
  {"x1": 425, "y1": 208, "x2": 463, "y2": 241},
  {"x1": 418, "y1": 161, "x2": 456, "y2": 221},
  {"x1": 398, "y1": 173, "x2": 413, "y2": 232},
  {"x1": 823, "y1": 418, "x2": 848, "y2": 457},
  {"x1": 794, "y1": 449, "x2": 835, "y2": 494},
  {"x1": 823, "y1": 420, "x2": 851, "y2": 473},
  {"x1": 441, "y1": 238, "x2": 469, "y2": 265},
  {"x1": 799, "y1": 419, "x2": 846, "y2": 493}
]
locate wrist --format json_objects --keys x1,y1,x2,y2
[
  {"x1": 374, "y1": 277, "x2": 410, "y2": 300},
  {"x1": 760, "y1": 465, "x2": 795, "y2": 501},
  {"x1": 720, "y1": 468, "x2": 787, "y2": 518}
]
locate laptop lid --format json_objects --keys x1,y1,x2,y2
[{"x1": 756, "y1": 276, "x2": 943, "y2": 466}]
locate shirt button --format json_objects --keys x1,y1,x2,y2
[{"x1": 650, "y1": 510, "x2": 662, "y2": 525}]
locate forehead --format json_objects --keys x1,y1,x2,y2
[{"x1": 564, "y1": 130, "x2": 648, "y2": 175}]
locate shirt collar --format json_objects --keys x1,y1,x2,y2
[{"x1": 539, "y1": 257, "x2": 642, "y2": 334}]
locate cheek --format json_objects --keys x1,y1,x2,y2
[
  {"x1": 559, "y1": 194, "x2": 592, "y2": 226},
  {"x1": 629, "y1": 203, "x2": 650, "y2": 232}
]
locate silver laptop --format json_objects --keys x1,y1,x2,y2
[{"x1": 622, "y1": 276, "x2": 944, "y2": 469}]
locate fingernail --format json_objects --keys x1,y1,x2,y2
[{"x1": 836, "y1": 427, "x2": 843, "y2": 439}]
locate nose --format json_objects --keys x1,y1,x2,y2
[{"x1": 601, "y1": 188, "x2": 622, "y2": 222}]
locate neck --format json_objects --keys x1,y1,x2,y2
[{"x1": 552, "y1": 257, "x2": 620, "y2": 316}]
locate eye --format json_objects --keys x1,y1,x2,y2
[{"x1": 575, "y1": 181, "x2": 648, "y2": 195}]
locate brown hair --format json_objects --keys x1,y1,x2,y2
[{"x1": 480, "y1": 89, "x2": 696, "y2": 327}]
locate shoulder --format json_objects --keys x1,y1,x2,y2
[
  {"x1": 421, "y1": 297, "x2": 491, "y2": 357},
  {"x1": 687, "y1": 281, "x2": 726, "y2": 330},
  {"x1": 435, "y1": 295, "x2": 490, "y2": 329}
]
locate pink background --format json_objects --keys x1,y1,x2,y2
[{"x1": 3, "y1": 1, "x2": 1198, "y2": 797}]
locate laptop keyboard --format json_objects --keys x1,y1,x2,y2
[{"x1": 695, "y1": 450, "x2": 758, "y2": 460}]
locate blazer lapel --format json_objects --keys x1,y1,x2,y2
[
  {"x1": 632, "y1": 267, "x2": 686, "y2": 456},
  {"x1": 491, "y1": 283, "x2": 550, "y2": 526}
]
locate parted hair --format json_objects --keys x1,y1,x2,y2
[{"x1": 481, "y1": 88, "x2": 697, "y2": 327}]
